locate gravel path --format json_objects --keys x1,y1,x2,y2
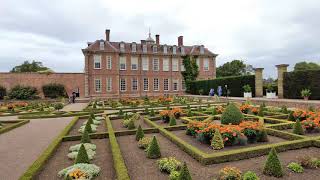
[
  {"x1": 62, "y1": 103, "x2": 88, "y2": 112},
  {"x1": 0, "y1": 117, "x2": 73, "y2": 180}
]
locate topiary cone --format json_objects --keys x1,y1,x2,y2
[
  {"x1": 169, "y1": 116, "x2": 177, "y2": 126},
  {"x1": 146, "y1": 136, "x2": 161, "y2": 159},
  {"x1": 127, "y1": 120, "x2": 135, "y2": 130},
  {"x1": 263, "y1": 148, "x2": 283, "y2": 177},
  {"x1": 293, "y1": 120, "x2": 304, "y2": 135},
  {"x1": 150, "y1": 109, "x2": 155, "y2": 117},
  {"x1": 288, "y1": 111, "x2": 295, "y2": 121},
  {"x1": 211, "y1": 129, "x2": 224, "y2": 150},
  {"x1": 84, "y1": 121, "x2": 93, "y2": 133},
  {"x1": 87, "y1": 116, "x2": 94, "y2": 125},
  {"x1": 90, "y1": 112, "x2": 95, "y2": 119},
  {"x1": 75, "y1": 144, "x2": 90, "y2": 164},
  {"x1": 221, "y1": 103, "x2": 244, "y2": 125},
  {"x1": 135, "y1": 125, "x2": 144, "y2": 141},
  {"x1": 80, "y1": 128, "x2": 91, "y2": 144},
  {"x1": 178, "y1": 162, "x2": 192, "y2": 180}
]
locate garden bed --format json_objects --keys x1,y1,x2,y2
[
  {"x1": 34, "y1": 139, "x2": 115, "y2": 180},
  {"x1": 67, "y1": 118, "x2": 106, "y2": 136},
  {"x1": 110, "y1": 116, "x2": 151, "y2": 131},
  {"x1": 153, "y1": 118, "x2": 185, "y2": 127}
]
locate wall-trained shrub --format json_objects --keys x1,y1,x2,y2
[
  {"x1": 0, "y1": 86, "x2": 6, "y2": 100},
  {"x1": 42, "y1": 83, "x2": 66, "y2": 99},
  {"x1": 8, "y1": 85, "x2": 39, "y2": 100},
  {"x1": 188, "y1": 75, "x2": 255, "y2": 97}
]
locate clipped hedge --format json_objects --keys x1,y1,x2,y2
[
  {"x1": 8, "y1": 85, "x2": 39, "y2": 100},
  {"x1": 42, "y1": 83, "x2": 67, "y2": 99},
  {"x1": 189, "y1": 75, "x2": 255, "y2": 97},
  {"x1": 0, "y1": 120, "x2": 30, "y2": 135},
  {"x1": 284, "y1": 70, "x2": 320, "y2": 100}
]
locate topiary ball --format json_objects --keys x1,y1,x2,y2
[{"x1": 221, "y1": 103, "x2": 244, "y2": 125}]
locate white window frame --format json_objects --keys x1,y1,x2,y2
[
  {"x1": 163, "y1": 58, "x2": 169, "y2": 71},
  {"x1": 99, "y1": 41, "x2": 104, "y2": 50},
  {"x1": 203, "y1": 58, "x2": 209, "y2": 71},
  {"x1": 106, "y1": 77, "x2": 112, "y2": 92},
  {"x1": 153, "y1": 58, "x2": 159, "y2": 71},
  {"x1": 143, "y1": 78, "x2": 149, "y2": 91},
  {"x1": 172, "y1": 46, "x2": 177, "y2": 54},
  {"x1": 164, "y1": 78, "x2": 169, "y2": 91},
  {"x1": 119, "y1": 56, "x2": 126, "y2": 70},
  {"x1": 142, "y1": 57, "x2": 149, "y2": 71},
  {"x1": 131, "y1": 57, "x2": 138, "y2": 70},
  {"x1": 120, "y1": 43, "x2": 125, "y2": 52},
  {"x1": 153, "y1": 78, "x2": 159, "y2": 91},
  {"x1": 95, "y1": 78, "x2": 102, "y2": 92},
  {"x1": 143, "y1": 44, "x2": 147, "y2": 53},
  {"x1": 172, "y1": 58, "x2": 179, "y2": 71},
  {"x1": 132, "y1": 78, "x2": 138, "y2": 91},
  {"x1": 163, "y1": 45, "x2": 167, "y2": 54},
  {"x1": 173, "y1": 79, "x2": 179, "y2": 91},
  {"x1": 120, "y1": 78, "x2": 126, "y2": 92},
  {"x1": 180, "y1": 59, "x2": 185, "y2": 71},
  {"x1": 132, "y1": 43, "x2": 136, "y2": 52},
  {"x1": 106, "y1": 56, "x2": 112, "y2": 70},
  {"x1": 93, "y1": 55, "x2": 101, "y2": 69},
  {"x1": 180, "y1": 47, "x2": 185, "y2": 54}
]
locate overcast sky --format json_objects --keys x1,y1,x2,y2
[{"x1": 1, "y1": 0, "x2": 319, "y2": 78}]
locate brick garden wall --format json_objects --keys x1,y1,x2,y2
[{"x1": 0, "y1": 72, "x2": 85, "y2": 98}]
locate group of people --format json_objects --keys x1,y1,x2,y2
[{"x1": 209, "y1": 85, "x2": 228, "y2": 97}]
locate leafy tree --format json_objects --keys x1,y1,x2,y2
[
  {"x1": 216, "y1": 60, "x2": 248, "y2": 77},
  {"x1": 294, "y1": 61, "x2": 320, "y2": 72},
  {"x1": 10, "y1": 60, "x2": 52, "y2": 73},
  {"x1": 182, "y1": 55, "x2": 199, "y2": 92}
]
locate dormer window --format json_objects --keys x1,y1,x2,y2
[
  {"x1": 120, "y1": 43, "x2": 125, "y2": 52},
  {"x1": 180, "y1": 47, "x2": 185, "y2": 54},
  {"x1": 153, "y1": 46, "x2": 157, "y2": 53},
  {"x1": 143, "y1": 44, "x2": 147, "y2": 53},
  {"x1": 200, "y1": 46, "x2": 204, "y2": 54},
  {"x1": 172, "y1": 46, "x2": 177, "y2": 54},
  {"x1": 132, "y1": 43, "x2": 136, "y2": 52},
  {"x1": 99, "y1": 41, "x2": 104, "y2": 50},
  {"x1": 163, "y1": 45, "x2": 167, "y2": 54}
]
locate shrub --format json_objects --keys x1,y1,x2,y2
[
  {"x1": 299, "y1": 156, "x2": 320, "y2": 169},
  {"x1": 146, "y1": 136, "x2": 161, "y2": 159},
  {"x1": 138, "y1": 137, "x2": 152, "y2": 149},
  {"x1": 58, "y1": 163, "x2": 100, "y2": 179},
  {"x1": 80, "y1": 129, "x2": 91, "y2": 144},
  {"x1": 0, "y1": 86, "x2": 6, "y2": 100},
  {"x1": 157, "y1": 157, "x2": 182, "y2": 173},
  {"x1": 263, "y1": 148, "x2": 283, "y2": 177},
  {"x1": 211, "y1": 129, "x2": 224, "y2": 150},
  {"x1": 221, "y1": 103, "x2": 244, "y2": 125},
  {"x1": 54, "y1": 102, "x2": 64, "y2": 111},
  {"x1": 127, "y1": 120, "x2": 135, "y2": 130},
  {"x1": 42, "y1": 83, "x2": 66, "y2": 98},
  {"x1": 75, "y1": 144, "x2": 90, "y2": 164},
  {"x1": 257, "y1": 129, "x2": 269, "y2": 142},
  {"x1": 243, "y1": 84, "x2": 252, "y2": 93},
  {"x1": 281, "y1": 106, "x2": 288, "y2": 114},
  {"x1": 287, "y1": 162, "x2": 303, "y2": 173},
  {"x1": 169, "y1": 116, "x2": 177, "y2": 126},
  {"x1": 218, "y1": 166, "x2": 241, "y2": 180},
  {"x1": 301, "y1": 88, "x2": 311, "y2": 98},
  {"x1": 178, "y1": 162, "x2": 192, "y2": 180},
  {"x1": 8, "y1": 85, "x2": 39, "y2": 100},
  {"x1": 211, "y1": 107, "x2": 217, "y2": 115},
  {"x1": 293, "y1": 120, "x2": 304, "y2": 135},
  {"x1": 169, "y1": 171, "x2": 180, "y2": 180},
  {"x1": 242, "y1": 171, "x2": 259, "y2": 180},
  {"x1": 118, "y1": 109, "x2": 124, "y2": 115},
  {"x1": 135, "y1": 125, "x2": 144, "y2": 141},
  {"x1": 288, "y1": 111, "x2": 295, "y2": 121}
]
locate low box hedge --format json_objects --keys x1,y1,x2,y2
[{"x1": 0, "y1": 120, "x2": 30, "y2": 135}]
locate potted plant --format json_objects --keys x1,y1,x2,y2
[
  {"x1": 301, "y1": 89, "x2": 311, "y2": 100},
  {"x1": 266, "y1": 84, "x2": 276, "y2": 99},
  {"x1": 243, "y1": 84, "x2": 252, "y2": 98}
]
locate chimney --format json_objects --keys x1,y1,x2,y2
[
  {"x1": 178, "y1": 36, "x2": 183, "y2": 46},
  {"x1": 105, "y1": 29, "x2": 110, "y2": 41},
  {"x1": 156, "y1": 34, "x2": 160, "y2": 45}
]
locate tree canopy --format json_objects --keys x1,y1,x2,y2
[
  {"x1": 293, "y1": 61, "x2": 320, "y2": 72},
  {"x1": 10, "y1": 60, "x2": 52, "y2": 73},
  {"x1": 216, "y1": 60, "x2": 253, "y2": 77}
]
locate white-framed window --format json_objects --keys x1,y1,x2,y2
[
  {"x1": 106, "y1": 56, "x2": 112, "y2": 70},
  {"x1": 200, "y1": 46, "x2": 204, "y2": 54},
  {"x1": 119, "y1": 56, "x2": 126, "y2": 70},
  {"x1": 131, "y1": 57, "x2": 138, "y2": 70},
  {"x1": 153, "y1": 58, "x2": 159, "y2": 71},
  {"x1": 180, "y1": 47, "x2": 185, "y2": 54},
  {"x1": 196, "y1": 58, "x2": 200, "y2": 69},
  {"x1": 181, "y1": 80, "x2": 186, "y2": 90},
  {"x1": 142, "y1": 57, "x2": 149, "y2": 71},
  {"x1": 99, "y1": 41, "x2": 104, "y2": 50},
  {"x1": 163, "y1": 58, "x2": 169, "y2": 71},
  {"x1": 120, "y1": 43, "x2": 125, "y2": 52},
  {"x1": 95, "y1": 79, "x2": 101, "y2": 92},
  {"x1": 143, "y1": 78, "x2": 149, "y2": 91},
  {"x1": 163, "y1": 45, "x2": 167, "y2": 54},
  {"x1": 132, "y1": 43, "x2": 136, "y2": 52},
  {"x1": 106, "y1": 77, "x2": 112, "y2": 92},
  {"x1": 153, "y1": 78, "x2": 159, "y2": 91},
  {"x1": 181, "y1": 59, "x2": 185, "y2": 71},
  {"x1": 120, "y1": 78, "x2": 126, "y2": 92},
  {"x1": 173, "y1": 79, "x2": 179, "y2": 91},
  {"x1": 132, "y1": 78, "x2": 138, "y2": 91},
  {"x1": 153, "y1": 46, "x2": 157, "y2": 53},
  {"x1": 164, "y1": 79, "x2": 169, "y2": 91},
  {"x1": 172, "y1": 46, "x2": 177, "y2": 54},
  {"x1": 172, "y1": 58, "x2": 178, "y2": 71},
  {"x1": 93, "y1": 55, "x2": 101, "y2": 69},
  {"x1": 143, "y1": 44, "x2": 147, "y2": 53},
  {"x1": 204, "y1": 58, "x2": 209, "y2": 71}
]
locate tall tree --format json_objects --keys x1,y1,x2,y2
[
  {"x1": 182, "y1": 55, "x2": 199, "y2": 91},
  {"x1": 216, "y1": 60, "x2": 247, "y2": 77},
  {"x1": 10, "y1": 60, "x2": 52, "y2": 73},
  {"x1": 294, "y1": 61, "x2": 320, "y2": 71}
]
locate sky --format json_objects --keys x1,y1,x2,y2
[{"x1": 0, "y1": 0, "x2": 319, "y2": 78}]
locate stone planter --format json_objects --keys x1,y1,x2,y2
[
  {"x1": 304, "y1": 96, "x2": 309, "y2": 101},
  {"x1": 244, "y1": 92, "x2": 252, "y2": 98},
  {"x1": 266, "y1": 92, "x2": 276, "y2": 99}
]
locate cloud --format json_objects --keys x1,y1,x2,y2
[{"x1": 0, "y1": 0, "x2": 319, "y2": 77}]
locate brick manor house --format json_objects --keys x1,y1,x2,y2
[{"x1": 82, "y1": 29, "x2": 217, "y2": 98}]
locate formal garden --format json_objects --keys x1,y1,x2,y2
[{"x1": 14, "y1": 96, "x2": 320, "y2": 180}]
